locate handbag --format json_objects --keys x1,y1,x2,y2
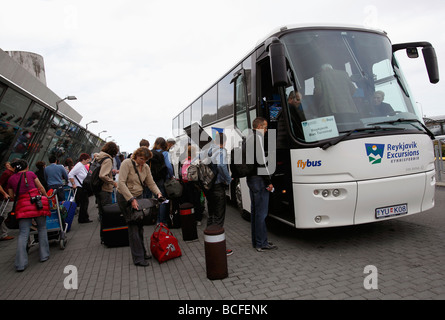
[
  {"x1": 130, "y1": 198, "x2": 158, "y2": 225},
  {"x1": 150, "y1": 223, "x2": 182, "y2": 263},
  {"x1": 164, "y1": 178, "x2": 183, "y2": 198},
  {"x1": 129, "y1": 161, "x2": 159, "y2": 225}
]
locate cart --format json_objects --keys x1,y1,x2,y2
[{"x1": 28, "y1": 188, "x2": 68, "y2": 250}]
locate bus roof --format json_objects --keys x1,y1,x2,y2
[{"x1": 256, "y1": 23, "x2": 387, "y2": 46}]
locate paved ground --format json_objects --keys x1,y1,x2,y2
[{"x1": 0, "y1": 186, "x2": 444, "y2": 303}]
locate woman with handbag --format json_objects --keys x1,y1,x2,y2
[
  {"x1": 117, "y1": 147, "x2": 163, "y2": 267},
  {"x1": 7, "y1": 159, "x2": 51, "y2": 272}
]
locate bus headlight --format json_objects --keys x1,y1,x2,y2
[
  {"x1": 332, "y1": 189, "x2": 340, "y2": 197},
  {"x1": 322, "y1": 189, "x2": 330, "y2": 198}
]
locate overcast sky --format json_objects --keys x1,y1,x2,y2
[{"x1": 1, "y1": 0, "x2": 444, "y2": 153}]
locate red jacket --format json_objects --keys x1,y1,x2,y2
[{"x1": 15, "y1": 188, "x2": 51, "y2": 219}]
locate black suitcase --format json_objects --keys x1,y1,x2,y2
[{"x1": 101, "y1": 203, "x2": 129, "y2": 247}]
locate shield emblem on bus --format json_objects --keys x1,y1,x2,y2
[{"x1": 365, "y1": 144, "x2": 385, "y2": 165}]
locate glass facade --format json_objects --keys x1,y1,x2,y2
[{"x1": 0, "y1": 80, "x2": 103, "y2": 171}]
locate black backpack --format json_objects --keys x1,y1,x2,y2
[
  {"x1": 83, "y1": 158, "x2": 106, "y2": 196},
  {"x1": 149, "y1": 150, "x2": 168, "y2": 181}
]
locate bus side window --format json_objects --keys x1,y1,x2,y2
[{"x1": 234, "y1": 73, "x2": 249, "y2": 133}]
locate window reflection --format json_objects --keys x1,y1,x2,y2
[
  {"x1": 0, "y1": 83, "x2": 104, "y2": 169},
  {"x1": 0, "y1": 88, "x2": 31, "y2": 127},
  {"x1": 218, "y1": 73, "x2": 234, "y2": 119},
  {"x1": 202, "y1": 85, "x2": 217, "y2": 125},
  {"x1": 191, "y1": 98, "x2": 201, "y2": 125}
]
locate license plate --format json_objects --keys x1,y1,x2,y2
[{"x1": 375, "y1": 203, "x2": 408, "y2": 219}]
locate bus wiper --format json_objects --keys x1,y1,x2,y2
[
  {"x1": 368, "y1": 118, "x2": 435, "y2": 140},
  {"x1": 322, "y1": 127, "x2": 383, "y2": 150}
]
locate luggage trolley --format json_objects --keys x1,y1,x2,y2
[
  {"x1": 0, "y1": 198, "x2": 10, "y2": 226},
  {"x1": 28, "y1": 188, "x2": 68, "y2": 251}
]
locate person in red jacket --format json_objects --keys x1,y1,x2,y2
[{"x1": 7, "y1": 159, "x2": 50, "y2": 272}]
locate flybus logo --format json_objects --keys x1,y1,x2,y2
[
  {"x1": 297, "y1": 159, "x2": 322, "y2": 169},
  {"x1": 365, "y1": 144, "x2": 385, "y2": 165}
]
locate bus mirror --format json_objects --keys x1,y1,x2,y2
[
  {"x1": 269, "y1": 39, "x2": 288, "y2": 87},
  {"x1": 422, "y1": 46, "x2": 440, "y2": 84},
  {"x1": 394, "y1": 42, "x2": 440, "y2": 85}
]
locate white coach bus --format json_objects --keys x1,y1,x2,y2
[{"x1": 171, "y1": 24, "x2": 439, "y2": 228}]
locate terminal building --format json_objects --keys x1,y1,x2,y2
[
  {"x1": 424, "y1": 115, "x2": 445, "y2": 136},
  {"x1": 0, "y1": 48, "x2": 104, "y2": 171}
]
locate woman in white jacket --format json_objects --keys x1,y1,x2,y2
[{"x1": 68, "y1": 153, "x2": 92, "y2": 223}]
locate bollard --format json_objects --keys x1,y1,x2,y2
[
  {"x1": 204, "y1": 225, "x2": 228, "y2": 280},
  {"x1": 179, "y1": 203, "x2": 198, "y2": 241}
]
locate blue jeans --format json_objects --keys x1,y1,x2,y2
[
  {"x1": 16, "y1": 216, "x2": 50, "y2": 271},
  {"x1": 246, "y1": 176, "x2": 270, "y2": 248}
]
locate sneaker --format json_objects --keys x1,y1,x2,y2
[
  {"x1": 256, "y1": 243, "x2": 278, "y2": 252},
  {"x1": 226, "y1": 249, "x2": 233, "y2": 256},
  {"x1": 0, "y1": 236, "x2": 14, "y2": 241}
]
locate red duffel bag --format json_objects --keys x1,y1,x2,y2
[{"x1": 150, "y1": 223, "x2": 182, "y2": 263}]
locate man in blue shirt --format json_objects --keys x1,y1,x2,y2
[{"x1": 44, "y1": 155, "x2": 68, "y2": 201}]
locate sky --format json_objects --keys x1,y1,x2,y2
[{"x1": 1, "y1": 0, "x2": 444, "y2": 153}]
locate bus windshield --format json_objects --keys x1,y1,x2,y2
[{"x1": 281, "y1": 29, "x2": 424, "y2": 143}]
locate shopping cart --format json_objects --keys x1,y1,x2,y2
[{"x1": 28, "y1": 187, "x2": 68, "y2": 250}]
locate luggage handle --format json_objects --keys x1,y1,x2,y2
[
  {"x1": 67, "y1": 188, "x2": 78, "y2": 201},
  {"x1": 153, "y1": 222, "x2": 173, "y2": 236},
  {"x1": 1, "y1": 198, "x2": 10, "y2": 215}
]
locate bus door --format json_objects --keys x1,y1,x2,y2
[{"x1": 257, "y1": 59, "x2": 296, "y2": 226}]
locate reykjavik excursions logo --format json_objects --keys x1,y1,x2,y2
[{"x1": 365, "y1": 142, "x2": 420, "y2": 165}]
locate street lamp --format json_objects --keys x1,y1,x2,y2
[
  {"x1": 52, "y1": 95, "x2": 77, "y2": 125},
  {"x1": 98, "y1": 130, "x2": 107, "y2": 137},
  {"x1": 56, "y1": 95, "x2": 77, "y2": 113},
  {"x1": 86, "y1": 120, "x2": 98, "y2": 131},
  {"x1": 105, "y1": 136, "x2": 112, "y2": 141}
]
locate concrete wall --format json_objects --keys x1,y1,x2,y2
[
  {"x1": 7, "y1": 51, "x2": 47, "y2": 85},
  {"x1": 0, "y1": 48, "x2": 82, "y2": 123}
]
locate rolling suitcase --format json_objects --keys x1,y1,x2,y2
[{"x1": 101, "y1": 203, "x2": 129, "y2": 247}]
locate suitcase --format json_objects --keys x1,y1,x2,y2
[
  {"x1": 63, "y1": 189, "x2": 77, "y2": 232},
  {"x1": 101, "y1": 203, "x2": 129, "y2": 247}
]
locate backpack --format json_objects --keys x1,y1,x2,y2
[
  {"x1": 149, "y1": 150, "x2": 168, "y2": 181},
  {"x1": 230, "y1": 138, "x2": 256, "y2": 178},
  {"x1": 83, "y1": 158, "x2": 106, "y2": 196},
  {"x1": 187, "y1": 149, "x2": 217, "y2": 191}
]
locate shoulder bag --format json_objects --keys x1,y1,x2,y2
[{"x1": 129, "y1": 161, "x2": 159, "y2": 225}]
